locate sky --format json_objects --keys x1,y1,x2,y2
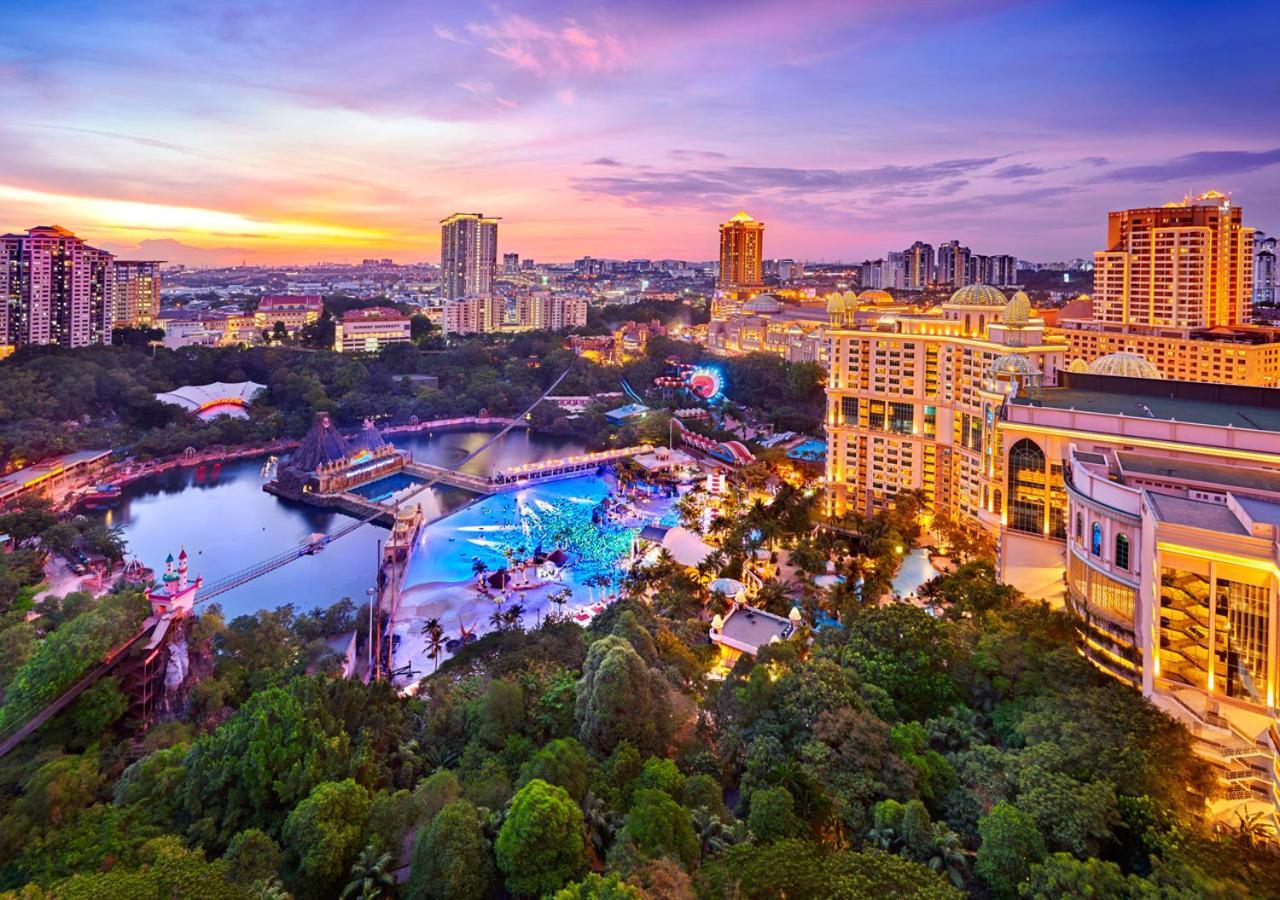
[{"x1": 1, "y1": 0, "x2": 1278, "y2": 266}]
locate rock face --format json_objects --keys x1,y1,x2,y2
[{"x1": 164, "y1": 637, "x2": 190, "y2": 708}]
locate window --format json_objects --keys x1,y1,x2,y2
[
  {"x1": 1075, "y1": 513, "x2": 1083, "y2": 541},
  {"x1": 888, "y1": 402, "x2": 914, "y2": 435},
  {"x1": 1114, "y1": 533, "x2": 1130, "y2": 570},
  {"x1": 1091, "y1": 523, "x2": 1102, "y2": 556},
  {"x1": 1007, "y1": 438, "x2": 1047, "y2": 534},
  {"x1": 840, "y1": 396, "x2": 858, "y2": 424}
]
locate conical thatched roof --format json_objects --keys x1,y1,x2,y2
[
  {"x1": 351, "y1": 417, "x2": 387, "y2": 454},
  {"x1": 287, "y1": 412, "x2": 352, "y2": 473}
]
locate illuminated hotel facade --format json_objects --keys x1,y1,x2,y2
[
  {"x1": 1, "y1": 225, "x2": 114, "y2": 349},
  {"x1": 824, "y1": 285, "x2": 1280, "y2": 819},
  {"x1": 717, "y1": 212, "x2": 764, "y2": 296},
  {"x1": 111, "y1": 260, "x2": 162, "y2": 328}
]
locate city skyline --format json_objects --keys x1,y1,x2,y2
[{"x1": 1, "y1": 1, "x2": 1278, "y2": 265}]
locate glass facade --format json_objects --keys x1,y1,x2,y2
[
  {"x1": 1160, "y1": 567, "x2": 1212, "y2": 690},
  {"x1": 1007, "y1": 438, "x2": 1047, "y2": 534},
  {"x1": 1216, "y1": 578, "x2": 1269, "y2": 704},
  {"x1": 1068, "y1": 551, "x2": 1137, "y2": 628}
]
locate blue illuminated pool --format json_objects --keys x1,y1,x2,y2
[
  {"x1": 787, "y1": 439, "x2": 826, "y2": 462},
  {"x1": 402, "y1": 475, "x2": 675, "y2": 594}
]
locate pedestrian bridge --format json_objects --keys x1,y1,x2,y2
[{"x1": 404, "y1": 445, "x2": 653, "y2": 494}]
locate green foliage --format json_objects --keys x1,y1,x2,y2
[
  {"x1": 613, "y1": 788, "x2": 700, "y2": 870},
  {"x1": 518, "y1": 736, "x2": 591, "y2": 802},
  {"x1": 49, "y1": 835, "x2": 248, "y2": 900},
  {"x1": 9, "y1": 802, "x2": 162, "y2": 885},
  {"x1": 470, "y1": 678, "x2": 525, "y2": 750},
  {"x1": 976, "y1": 804, "x2": 1047, "y2": 899},
  {"x1": 224, "y1": 828, "x2": 282, "y2": 886},
  {"x1": 701, "y1": 839, "x2": 962, "y2": 899},
  {"x1": 576, "y1": 636, "x2": 672, "y2": 757},
  {"x1": 747, "y1": 786, "x2": 805, "y2": 843},
  {"x1": 281, "y1": 779, "x2": 372, "y2": 900},
  {"x1": 841, "y1": 604, "x2": 957, "y2": 722},
  {"x1": 552, "y1": 872, "x2": 644, "y2": 899},
  {"x1": 0, "y1": 591, "x2": 150, "y2": 732},
  {"x1": 406, "y1": 799, "x2": 494, "y2": 900},
  {"x1": 680, "y1": 774, "x2": 728, "y2": 819},
  {"x1": 631, "y1": 756, "x2": 684, "y2": 800},
  {"x1": 495, "y1": 779, "x2": 587, "y2": 897},
  {"x1": 1019, "y1": 853, "x2": 1157, "y2": 899},
  {"x1": 412, "y1": 768, "x2": 461, "y2": 824}
]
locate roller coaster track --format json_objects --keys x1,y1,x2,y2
[{"x1": 0, "y1": 366, "x2": 574, "y2": 757}]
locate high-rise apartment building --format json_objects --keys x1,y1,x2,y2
[
  {"x1": 778, "y1": 259, "x2": 803, "y2": 283},
  {"x1": 717, "y1": 212, "x2": 764, "y2": 295},
  {"x1": 903, "y1": 241, "x2": 934, "y2": 290},
  {"x1": 440, "y1": 213, "x2": 499, "y2": 301},
  {"x1": 0, "y1": 225, "x2": 114, "y2": 348},
  {"x1": 935, "y1": 241, "x2": 971, "y2": 288},
  {"x1": 1255, "y1": 233, "x2": 1277, "y2": 307},
  {"x1": 1093, "y1": 191, "x2": 1254, "y2": 328},
  {"x1": 442, "y1": 295, "x2": 505, "y2": 335},
  {"x1": 502, "y1": 252, "x2": 520, "y2": 276},
  {"x1": 517, "y1": 293, "x2": 588, "y2": 331},
  {"x1": 111, "y1": 260, "x2": 162, "y2": 328}
]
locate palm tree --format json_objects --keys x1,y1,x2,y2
[
  {"x1": 504, "y1": 603, "x2": 525, "y2": 630},
  {"x1": 488, "y1": 608, "x2": 505, "y2": 632},
  {"x1": 924, "y1": 823, "x2": 969, "y2": 889},
  {"x1": 1236, "y1": 809, "x2": 1276, "y2": 849},
  {"x1": 692, "y1": 809, "x2": 741, "y2": 858},
  {"x1": 471, "y1": 557, "x2": 489, "y2": 590},
  {"x1": 583, "y1": 793, "x2": 621, "y2": 859},
  {"x1": 420, "y1": 616, "x2": 442, "y2": 638},
  {"x1": 340, "y1": 843, "x2": 396, "y2": 900},
  {"x1": 425, "y1": 623, "x2": 446, "y2": 671}
]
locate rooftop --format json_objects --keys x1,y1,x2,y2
[
  {"x1": 0, "y1": 449, "x2": 112, "y2": 500},
  {"x1": 718, "y1": 604, "x2": 794, "y2": 654},
  {"x1": 1016, "y1": 388, "x2": 1280, "y2": 432},
  {"x1": 1146, "y1": 493, "x2": 1250, "y2": 535},
  {"x1": 1118, "y1": 453, "x2": 1280, "y2": 496}
]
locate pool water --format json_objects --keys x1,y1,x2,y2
[
  {"x1": 787, "y1": 439, "x2": 827, "y2": 461},
  {"x1": 403, "y1": 475, "x2": 662, "y2": 595},
  {"x1": 350, "y1": 471, "x2": 426, "y2": 502}
]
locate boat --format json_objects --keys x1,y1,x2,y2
[{"x1": 81, "y1": 483, "x2": 122, "y2": 510}]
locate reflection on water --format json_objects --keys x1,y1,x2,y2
[{"x1": 92, "y1": 430, "x2": 587, "y2": 621}]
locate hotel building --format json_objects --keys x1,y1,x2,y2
[
  {"x1": 717, "y1": 212, "x2": 764, "y2": 296},
  {"x1": 333, "y1": 306, "x2": 411, "y2": 353},
  {"x1": 111, "y1": 260, "x2": 162, "y2": 328},
  {"x1": 440, "y1": 212, "x2": 499, "y2": 301},
  {"x1": 1093, "y1": 191, "x2": 1254, "y2": 329},
  {"x1": 0, "y1": 225, "x2": 114, "y2": 349},
  {"x1": 824, "y1": 283, "x2": 1280, "y2": 820}
]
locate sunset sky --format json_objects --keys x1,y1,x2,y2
[{"x1": 2, "y1": 0, "x2": 1277, "y2": 265}]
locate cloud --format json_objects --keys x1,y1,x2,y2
[
  {"x1": 1097, "y1": 147, "x2": 1280, "y2": 183},
  {"x1": 1079, "y1": 156, "x2": 1109, "y2": 167},
  {"x1": 589, "y1": 157, "x2": 624, "y2": 166},
  {"x1": 433, "y1": 25, "x2": 471, "y2": 45},
  {"x1": 991, "y1": 164, "x2": 1046, "y2": 179},
  {"x1": 573, "y1": 157, "x2": 1002, "y2": 205},
  {"x1": 669, "y1": 149, "x2": 728, "y2": 161},
  {"x1": 466, "y1": 13, "x2": 627, "y2": 78}
]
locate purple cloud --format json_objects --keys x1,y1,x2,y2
[{"x1": 1097, "y1": 148, "x2": 1280, "y2": 183}]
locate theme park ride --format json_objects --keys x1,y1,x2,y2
[{"x1": 0, "y1": 366, "x2": 575, "y2": 758}]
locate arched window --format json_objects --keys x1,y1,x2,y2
[
  {"x1": 993, "y1": 488, "x2": 1003, "y2": 516},
  {"x1": 1091, "y1": 523, "x2": 1102, "y2": 556},
  {"x1": 965, "y1": 314, "x2": 971, "y2": 333},
  {"x1": 979, "y1": 314, "x2": 986, "y2": 333},
  {"x1": 1115, "y1": 533, "x2": 1130, "y2": 570},
  {"x1": 1075, "y1": 512, "x2": 1083, "y2": 541},
  {"x1": 1007, "y1": 438, "x2": 1047, "y2": 534}
]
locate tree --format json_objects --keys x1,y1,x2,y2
[
  {"x1": 518, "y1": 736, "x2": 591, "y2": 802},
  {"x1": 612, "y1": 789, "x2": 700, "y2": 871},
  {"x1": 552, "y1": 873, "x2": 644, "y2": 899},
  {"x1": 576, "y1": 636, "x2": 671, "y2": 757},
  {"x1": 472, "y1": 678, "x2": 525, "y2": 750},
  {"x1": 413, "y1": 768, "x2": 461, "y2": 825},
  {"x1": 976, "y1": 804, "x2": 1046, "y2": 900},
  {"x1": 1018, "y1": 853, "x2": 1150, "y2": 899},
  {"x1": 406, "y1": 799, "x2": 495, "y2": 900},
  {"x1": 747, "y1": 786, "x2": 805, "y2": 843},
  {"x1": 495, "y1": 779, "x2": 588, "y2": 897},
  {"x1": 224, "y1": 828, "x2": 283, "y2": 886},
  {"x1": 341, "y1": 843, "x2": 396, "y2": 900},
  {"x1": 282, "y1": 779, "x2": 372, "y2": 900},
  {"x1": 46, "y1": 835, "x2": 247, "y2": 900}
]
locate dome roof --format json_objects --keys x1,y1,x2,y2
[
  {"x1": 949, "y1": 283, "x2": 1008, "y2": 307},
  {"x1": 986, "y1": 353, "x2": 1040, "y2": 379},
  {"x1": 858, "y1": 289, "x2": 894, "y2": 305},
  {"x1": 1004, "y1": 290, "x2": 1032, "y2": 327},
  {"x1": 1086, "y1": 352, "x2": 1163, "y2": 380},
  {"x1": 742, "y1": 294, "x2": 782, "y2": 313},
  {"x1": 825, "y1": 292, "x2": 846, "y2": 313},
  {"x1": 1068, "y1": 358, "x2": 1089, "y2": 373}
]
